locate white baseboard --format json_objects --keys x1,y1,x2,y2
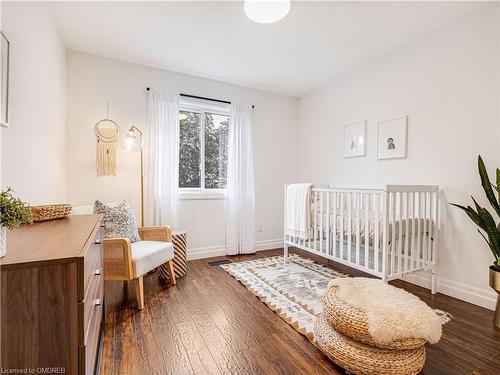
[
  {"x1": 187, "y1": 245, "x2": 226, "y2": 260},
  {"x1": 402, "y1": 272, "x2": 497, "y2": 311},
  {"x1": 255, "y1": 238, "x2": 283, "y2": 251},
  {"x1": 187, "y1": 239, "x2": 283, "y2": 261}
]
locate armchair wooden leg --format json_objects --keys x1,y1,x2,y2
[
  {"x1": 166, "y1": 260, "x2": 176, "y2": 285},
  {"x1": 135, "y1": 276, "x2": 145, "y2": 310}
]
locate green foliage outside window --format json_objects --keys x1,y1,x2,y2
[{"x1": 179, "y1": 110, "x2": 229, "y2": 190}]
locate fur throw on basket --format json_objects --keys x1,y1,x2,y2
[{"x1": 327, "y1": 278, "x2": 448, "y2": 345}]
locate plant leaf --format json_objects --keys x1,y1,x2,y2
[
  {"x1": 497, "y1": 168, "x2": 500, "y2": 201},
  {"x1": 450, "y1": 203, "x2": 486, "y2": 229},
  {"x1": 478, "y1": 155, "x2": 500, "y2": 217},
  {"x1": 477, "y1": 229, "x2": 499, "y2": 261},
  {"x1": 471, "y1": 196, "x2": 483, "y2": 213},
  {"x1": 478, "y1": 207, "x2": 500, "y2": 258}
]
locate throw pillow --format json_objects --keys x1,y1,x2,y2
[{"x1": 94, "y1": 200, "x2": 140, "y2": 242}]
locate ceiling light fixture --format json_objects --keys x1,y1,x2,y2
[{"x1": 244, "y1": 0, "x2": 291, "y2": 24}]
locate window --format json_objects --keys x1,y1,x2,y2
[{"x1": 179, "y1": 100, "x2": 230, "y2": 199}]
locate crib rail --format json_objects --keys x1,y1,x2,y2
[{"x1": 284, "y1": 184, "x2": 439, "y2": 293}]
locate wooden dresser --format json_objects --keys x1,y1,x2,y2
[{"x1": 0, "y1": 215, "x2": 104, "y2": 375}]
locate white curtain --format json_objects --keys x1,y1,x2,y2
[
  {"x1": 225, "y1": 104, "x2": 256, "y2": 255},
  {"x1": 144, "y1": 89, "x2": 179, "y2": 228}
]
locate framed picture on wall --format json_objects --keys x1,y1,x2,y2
[
  {"x1": 377, "y1": 116, "x2": 407, "y2": 159},
  {"x1": 343, "y1": 120, "x2": 365, "y2": 158},
  {"x1": 1, "y1": 32, "x2": 10, "y2": 128}
]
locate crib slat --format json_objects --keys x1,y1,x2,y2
[
  {"x1": 427, "y1": 192, "x2": 432, "y2": 265},
  {"x1": 391, "y1": 192, "x2": 396, "y2": 276},
  {"x1": 375, "y1": 193, "x2": 380, "y2": 273},
  {"x1": 340, "y1": 192, "x2": 345, "y2": 260},
  {"x1": 411, "y1": 192, "x2": 417, "y2": 270},
  {"x1": 306, "y1": 192, "x2": 311, "y2": 249},
  {"x1": 398, "y1": 192, "x2": 403, "y2": 275},
  {"x1": 356, "y1": 192, "x2": 360, "y2": 266},
  {"x1": 333, "y1": 191, "x2": 337, "y2": 258},
  {"x1": 382, "y1": 192, "x2": 389, "y2": 277},
  {"x1": 426, "y1": 192, "x2": 431, "y2": 265},
  {"x1": 364, "y1": 193, "x2": 369, "y2": 268},
  {"x1": 319, "y1": 192, "x2": 324, "y2": 254},
  {"x1": 423, "y1": 192, "x2": 428, "y2": 266},
  {"x1": 425, "y1": 192, "x2": 429, "y2": 266},
  {"x1": 426, "y1": 193, "x2": 432, "y2": 264},
  {"x1": 432, "y1": 191, "x2": 438, "y2": 264},
  {"x1": 347, "y1": 192, "x2": 352, "y2": 263},
  {"x1": 313, "y1": 191, "x2": 317, "y2": 251},
  {"x1": 416, "y1": 192, "x2": 422, "y2": 269},
  {"x1": 326, "y1": 192, "x2": 331, "y2": 255},
  {"x1": 422, "y1": 192, "x2": 427, "y2": 265},
  {"x1": 404, "y1": 192, "x2": 409, "y2": 273}
]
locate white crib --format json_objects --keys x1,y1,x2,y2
[{"x1": 283, "y1": 185, "x2": 440, "y2": 294}]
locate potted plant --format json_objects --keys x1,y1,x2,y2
[
  {"x1": 451, "y1": 155, "x2": 500, "y2": 328},
  {"x1": 0, "y1": 187, "x2": 33, "y2": 257}
]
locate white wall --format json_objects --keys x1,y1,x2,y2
[
  {"x1": 1, "y1": 2, "x2": 66, "y2": 204},
  {"x1": 66, "y1": 51, "x2": 298, "y2": 258},
  {"x1": 299, "y1": 6, "x2": 500, "y2": 309}
]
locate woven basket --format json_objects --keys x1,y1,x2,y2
[
  {"x1": 31, "y1": 204, "x2": 72, "y2": 222},
  {"x1": 314, "y1": 314, "x2": 426, "y2": 375},
  {"x1": 323, "y1": 286, "x2": 426, "y2": 350}
]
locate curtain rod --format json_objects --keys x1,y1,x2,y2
[{"x1": 146, "y1": 87, "x2": 254, "y2": 108}]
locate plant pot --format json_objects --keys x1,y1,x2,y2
[
  {"x1": 489, "y1": 265, "x2": 500, "y2": 329},
  {"x1": 0, "y1": 226, "x2": 6, "y2": 258}
]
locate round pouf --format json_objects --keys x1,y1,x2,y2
[
  {"x1": 159, "y1": 230, "x2": 187, "y2": 282},
  {"x1": 314, "y1": 314, "x2": 426, "y2": 375},
  {"x1": 323, "y1": 285, "x2": 426, "y2": 350}
]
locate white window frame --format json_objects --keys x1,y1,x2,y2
[{"x1": 178, "y1": 98, "x2": 230, "y2": 200}]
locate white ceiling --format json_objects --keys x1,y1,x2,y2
[{"x1": 49, "y1": 1, "x2": 488, "y2": 97}]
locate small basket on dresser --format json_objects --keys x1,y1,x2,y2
[{"x1": 31, "y1": 204, "x2": 72, "y2": 222}]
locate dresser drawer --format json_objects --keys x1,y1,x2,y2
[
  {"x1": 79, "y1": 272, "x2": 103, "y2": 343},
  {"x1": 81, "y1": 228, "x2": 103, "y2": 301},
  {"x1": 79, "y1": 300, "x2": 103, "y2": 375}
]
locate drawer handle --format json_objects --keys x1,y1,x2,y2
[
  {"x1": 94, "y1": 298, "x2": 102, "y2": 306},
  {"x1": 95, "y1": 269, "x2": 101, "y2": 276},
  {"x1": 94, "y1": 240, "x2": 101, "y2": 245}
]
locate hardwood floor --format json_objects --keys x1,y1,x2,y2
[{"x1": 100, "y1": 248, "x2": 500, "y2": 375}]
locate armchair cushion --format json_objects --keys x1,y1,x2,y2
[{"x1": 131, "y1": 240, "x2": 174, "y2": 278}]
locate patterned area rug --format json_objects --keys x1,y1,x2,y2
[{"x1": 221, "y1": 254, "x2": 348, "y2": 339}]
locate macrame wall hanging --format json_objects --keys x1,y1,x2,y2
[{"x1": 94, "y1": 102, "x2": 121, "y2": 176}]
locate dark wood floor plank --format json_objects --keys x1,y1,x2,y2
[
  {"x1": 472, "y1": 353, "x2": 500, "y2": 375},
  {"x1": 181, "y1": 263, "x2": 267, "y2": 375},
  {"x1": 192, "y1": 261, "x2": 301, "y2": 374},
  {"x1": 101, "y1": 248, "x2": 500, "y2": 375}
]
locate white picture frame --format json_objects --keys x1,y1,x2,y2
[
  {"x1": 343, "y1": 120, "x2": 366, "y2": 158},
  {"x1": 377, "y1": 116, "x2": 407, "y2": 160}
]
